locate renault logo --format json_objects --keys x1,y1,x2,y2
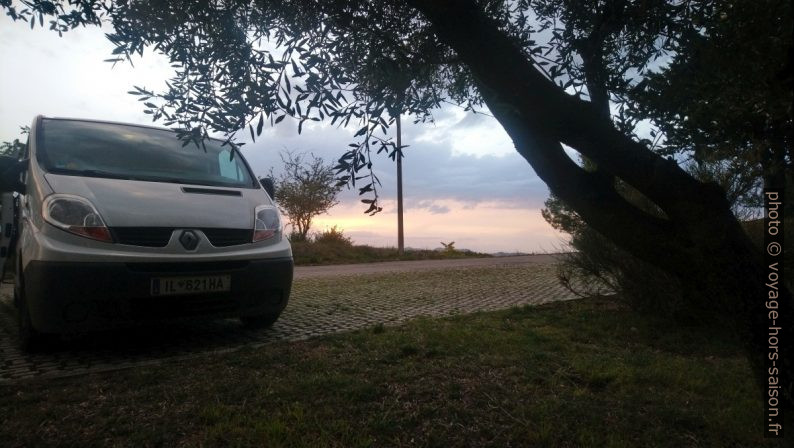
[{"x1": 179, "y1": 230, "x2": 199, "y2": 250}]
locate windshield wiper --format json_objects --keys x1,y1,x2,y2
[
  {"x1": 155, "y1": 178, "x2": 217, "y2": 187},
  {"x1": 84, "y1": 170, "x2": 140, "y2": 180}
]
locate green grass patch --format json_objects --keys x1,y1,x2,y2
[{"x1": 0, "y1": 297, "x2": 782, "y2": 447}]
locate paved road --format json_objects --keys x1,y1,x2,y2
[{"x1": 0, "y1": 255, "x2": 573, "y2": 384}]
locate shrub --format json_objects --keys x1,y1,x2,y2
[
  {"x1": 545, "y1": 192, "x2": 793, "y2": 322},
  {"x1": 543, "y1": 179, "x2": 700, "y2": 322},
  {"x1": 555, "y1": 224, "x2": 688, "y2": 319},
  {"x1": 288, "y1": 228, "x2": 490, "y2": 266},
  {"x1": 288, "y1": 231, "x2": 308, "y2": 243},
  {"x1": 439, "y1": 241, "x2": 457, "y2": 254},
  {"x1": 313, "y1": 226, "x2": 353, "y2": 246}
]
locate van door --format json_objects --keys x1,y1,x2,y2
[{"x1": 0, "y1": 138, "x2": 27, "y2": 280}]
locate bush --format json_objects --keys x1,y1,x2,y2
[
  {"x1": 313, "y1": 226, "x2": 353, "y2": 246},
  {"x1": 439, "y1": 241, "x2": 457, "y2": 254},
  {"x1": 287, "y1": 227, "x2": 491, "y2": 265},
  {"x1": 545, "y1": 193, "x2": 793, "y2": 322},
  {"x1": 290, "y1": 227, "x2": 358, "y2": 264},
  {"x1": 555, "y1": 224, "x2": 688, "y2": 320},
  {"x1": 543, "y1": 180, "x2": 704, "y2": 322},
  {"x1": 288, "y1": 231, "x2": 308, "y2": 243}
]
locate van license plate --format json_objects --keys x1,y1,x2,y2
[{"x1": 151, "y1": 275, "x2": 231, "y2": 296}]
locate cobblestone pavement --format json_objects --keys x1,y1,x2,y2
[{"x1": 0, "y1": 257, "x2": 574, "y2": 384}]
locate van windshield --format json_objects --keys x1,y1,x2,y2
[{"x1": 38, "y1": 119, "x2": 257, "y2": 189}]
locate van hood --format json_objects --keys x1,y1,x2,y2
[{"x1": 44, "y1": 173, "x2": 270, "y2": 229}]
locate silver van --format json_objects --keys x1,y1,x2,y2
[{"x1": 0, "y1": 116, "x2": 293, "y2": 351}]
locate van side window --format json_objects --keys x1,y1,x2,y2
[
  {"x1": 218, "y1": 149, "x2": 244, "y2": 181},
  {"x1": 17, "y1": 136, "x2": 29, "y2": 185}
]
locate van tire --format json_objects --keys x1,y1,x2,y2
[
  {"x1": 16, "y1": 274, "x2": 50, "y2": 353},
  {"x1": 18, "y1": 299, "x2": 50, "y2": 353},
  {"x1": 240, "y1": 312, "x2": 280, "y2": 329},
  {"x1": 13, "y1": 256, "x2": 22, "y2": 309}
]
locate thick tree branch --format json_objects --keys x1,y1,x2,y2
[
  {"x1": 412, "y1": 0, "x2": 793, "y2": 412},
  {"x1": 411, "y1": 0, "x2": 724, "y2": 224},
  {"x1": 476, "y1": 84, "x2": 691, "y2": 273},
  {"x1": 410, "y1": 0, "x2": 695, "y2": 272}
]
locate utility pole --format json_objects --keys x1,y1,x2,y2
[{"x1": 396, "y1": 113, "x2": 404, "y2": 255}]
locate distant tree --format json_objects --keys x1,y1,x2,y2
[
  {"x1": 0, "y1": 126, "x2": 29, "y2": 157},
  {"x1": 271, "y1": 151, "x2": 341, "y2": 241}
]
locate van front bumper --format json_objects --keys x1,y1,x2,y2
[{"x1": 22, "y1": 257, "x2": 293, "y2": 333}]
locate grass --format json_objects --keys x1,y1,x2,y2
[
  {"x1": 290, "y1": 240, "x2": 491, "y2": 266},
  {"x1": 0, "y1": 296, "x2": 783, "y2": 447}
]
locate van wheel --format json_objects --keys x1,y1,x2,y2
[
  {"x1": 18, "y1": 301, "x2": 50, "y2": 353},
  {"x1": 240, "y1": 312, "x2": 280, "y2": 329},
  {"x1": 16, "y1": 278, "x2": 49, "y2": 353},
  {"x1": 13, "y1": 257, "x2": 22, "y2": 309}
]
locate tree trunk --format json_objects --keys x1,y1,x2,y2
[{"x1": 412, "y1": 0, "x2": 793, "y2": 413}]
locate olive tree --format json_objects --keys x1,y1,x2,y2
[{"x1": 3, "y1": 0, "x2": 791, "y2": 411}]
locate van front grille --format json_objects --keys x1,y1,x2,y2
[
  {"x1": 111, "y1": 227, "x2": 173, "y2": 247},
  {"x1": 201, "y1": 228, "x2": 253, "y2": 247},
  {"x1": 110, "y1": 227, "x2": 252, "y2": 247}
]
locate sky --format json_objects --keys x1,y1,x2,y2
[{"x1": 0, "y1": 19, "x2": 567, "y2": 253}]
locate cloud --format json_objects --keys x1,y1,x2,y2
[
  {"x1": 414, "y1": 200, "x2": 451, "y2": 214},
  {"x1": 0, "y1": 18, "x2": 562, "y2": 252},
  {"x1": 1, "y1": 20, "x2": 550, "y2": 213},
  {"x1": 239, "y1": 112, "x2": 550, "y2": 213},
  {"x1": 0, "y1": 24, "x2": 173, "y2": 141}
]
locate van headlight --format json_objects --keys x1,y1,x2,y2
[
  {"x1": 253, "y1": 205, "x2": 281, "y2": 242},
  {"x1": 42, "y1": 194, "x2": 113, "y2": 243}
]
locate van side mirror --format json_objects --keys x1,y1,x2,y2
[
  {"x1": 259, "y1": 177, "x2": 275, "y2": 199},
  {"x1": 0, "y1": 157, "x2": 27, "y2": 194}
]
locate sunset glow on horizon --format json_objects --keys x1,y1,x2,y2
[{"x1": 312, "y1": 199, "x2": 566, "y2": 253}]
